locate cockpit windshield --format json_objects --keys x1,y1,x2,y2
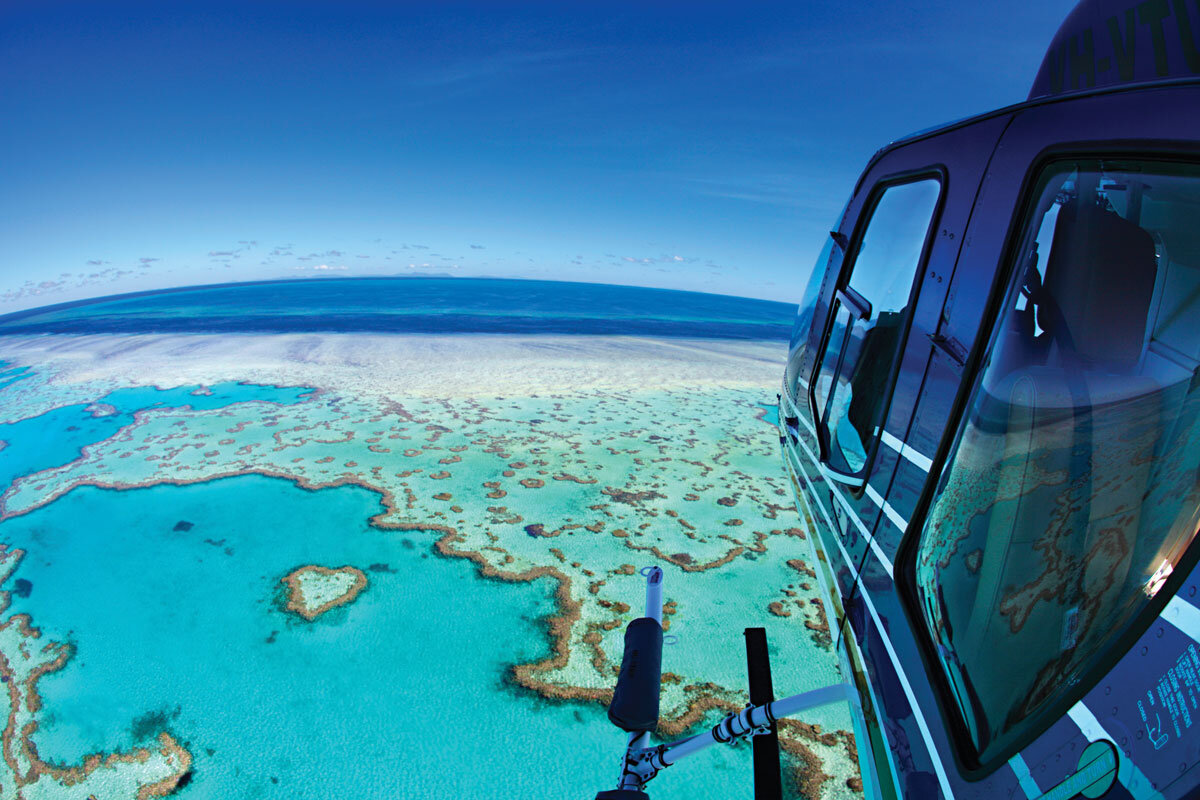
[{"x1": 915, "y1": 158, "x2": 1200, "y2": 764}]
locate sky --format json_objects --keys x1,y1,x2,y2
[{"x1": 0, "y1": 1, "x2": 1078, "y2": 312}]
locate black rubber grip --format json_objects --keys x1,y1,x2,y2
[{"x1": 607, "y1": 617, "x2": 663, "y2": 732}]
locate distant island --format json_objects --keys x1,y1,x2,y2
[{"x1": 281, "y1": 565, "x2": 368, "y2": 620}]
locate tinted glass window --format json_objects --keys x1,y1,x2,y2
[
  {"x1": 814, "y1": 304, "x2": 851, "y2": 423},
  {"x1": 815, "y1": 178, "x2": 940, "y2": 475},
  {"x1": 847, "y1": 180, "x2": 942, "y2": 315},
  {"x1": 785, "y1": 236, "x2": 836, "y2": 401},
  {"x1": 915, "y1": 159, "x2": 1200, "y2": 764}
]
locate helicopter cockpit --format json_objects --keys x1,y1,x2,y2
[{"x1": 916, "y1": 159, "x2": 1200, "y2": 765}]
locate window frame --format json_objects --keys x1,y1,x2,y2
[
  {"x1": 807, "y1": 167, "x2": 947, "y2": 489},
  {"x1": 893, "y1": 147, "x2": 1200, "y2": 778}
]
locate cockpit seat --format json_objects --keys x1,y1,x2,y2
[
  {"x1": 954, "y1": 198, "x2": 1161, "y2": 723},
  {"x1": 1040, "y1": 200, "x2": 1158, "y2": 371}
]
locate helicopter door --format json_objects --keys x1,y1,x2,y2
[
  {"x1": 895, "y1": 83, "x2": 1200, "y2": 785},
  {"x1": 811, "y1": 177, "x2": 942, "y2": 484},
  {"x1": 801, "y1": 170, "x2": 946, "y2": 596},
  {"x1": 803, "y1": 114, "x2": 1013, "y2": 798}
]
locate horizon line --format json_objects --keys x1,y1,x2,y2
[{"x1": 0, "y1": 274, "x2": 798, "y2": 326}]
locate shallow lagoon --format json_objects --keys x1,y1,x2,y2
[
  {"x1": 0, "y1": 329, "x2": 860, "y2": 800},
  {"x1": 0, "y1": 478, "x2": 770, "y2": 799},
  {"x1": 0, "y1": 380, "x2": 311, "y2": 494},
  {"x1": 5, "y1": 476, "x2": 626, "y2": 798}
]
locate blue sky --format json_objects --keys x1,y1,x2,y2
[{"x1": 0, "y1": 1, "x2": 1077, "y2": 311}]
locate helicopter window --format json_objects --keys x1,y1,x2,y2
[
  {"x1": 786, "y1": 235, "x2": 836, "y2": 400},
  {"x1": 914, "y1": 158, "x2": 1200, "y2": 766},
  {"x1": 813, "y1": 177, "x2": 941, "y2": 477},
  {"x1": 814, "y1": 303, "x2": 852, "y2": 427}
]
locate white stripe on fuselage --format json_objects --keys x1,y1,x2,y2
[
  {"x1": 789, "y1": 432, "x2": 896, "y2": 579},
  {"x1": 779, "y1": 393, "x2": 901, "y2": 577},
  {"x1": 865, "y1": 482, "x2": 909, "y2": 534},
  {"x1": 787, "y1": 456, "x2": 909, "y2": 800},
  {"x1": 1067, "y1": 703, "x2": 1163, "y2": 800},
  {"x1": 785, "y1": 442, "x2": 954, "y2": 799},
  {"x1": 1163, "y1": 595, "x2": 1200, "y2": 643},
  {"x1": 1007, "y1": 753, "x2": 1040, "y2": 799},
  {"x1": 881, "y1": 429, "x2": 933, "y2": 473}
]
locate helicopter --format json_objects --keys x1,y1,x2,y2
[{"x1": 595, "y1": 0, "x2": 1200, "y2": 797}]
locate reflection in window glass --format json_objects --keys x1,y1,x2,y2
[
  {"x1": 916, "y1": 160, "x2": 1200, "y2": 765},
  {"x1": 847, "y1": 180, "x2": 942, "y2": 315},
  {"x1": 786, "y1": 236, "x2": 836, "y2": 402},
  {"x1": 819, "y1": 178, "x2": 940, "y2": 475},
  {"x1": 814, "y1": 303, "x2": 851, "y2": 423},
  {"x1": 828, "y1": 317, "x2": 871, "y2": 473}
]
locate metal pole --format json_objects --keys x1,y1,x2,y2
[
  {"x1": 652, "y1": 683, "x2": 854, "y2": 768},
  {"x1": 643, "y1": 566, "x2": 663, "y2": 624},
  {"x1": 601, "y1": 564, "x2": 857, "y2": 795},
  {"x1": 636, "y1": 566, "x2": 664, "y2": 755},
  {"x1": 600, "y1": 564, "x2": 861, "y2": 796}
]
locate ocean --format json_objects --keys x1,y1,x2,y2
[
  {"x1": 0, "y1": 279, "x2": 860, "y2": 800},
  {"x1": 0, "y1": 277, "x2": 796, "y2": 339}
]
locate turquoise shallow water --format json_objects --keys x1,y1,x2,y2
[
  {"x1": 2, "y1": 475, "x2": 752, "y2": 799},
  {"x1": 0, "y1": 308, "x2": 857, "y2": 798},
  {"x1": 0, "y1": 381, "x2": 311, "y2": 495},
  {"x1": 757, "y1": 402, "x2": 780, "y2": 427},
  {"x1": 0, "y1": 361, "x2": 32, "y2": 392}
]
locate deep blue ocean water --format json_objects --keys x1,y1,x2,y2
[{"x1": 0, "y1": 277, "x2": 796, "y2": 339}]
